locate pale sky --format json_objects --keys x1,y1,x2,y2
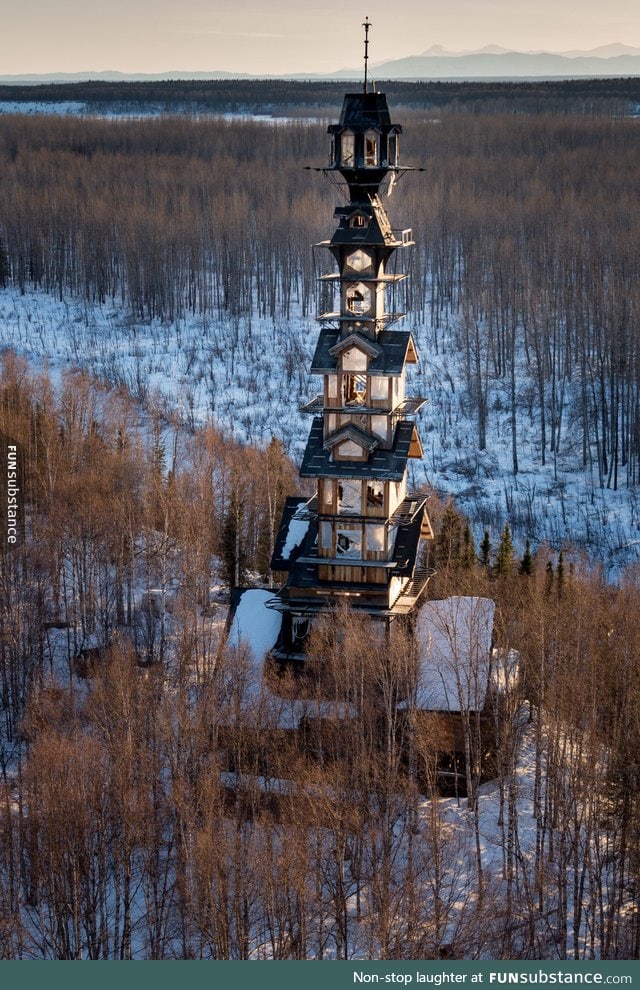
[{"x1": 1, "y1": 0, "x2": 639, "y2": 75}]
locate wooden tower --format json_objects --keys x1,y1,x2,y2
[{"x1": 269, "y1": 25, "x2": 433, "y2": 659}]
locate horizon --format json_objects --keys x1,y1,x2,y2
[{"x1": 2, "y1": 0, "x2": 640, "y2": 76}]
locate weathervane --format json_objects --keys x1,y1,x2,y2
[{"x1": 363, "y1": 16, "x2": 371, "y2": 93}]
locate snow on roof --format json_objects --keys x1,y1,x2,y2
[
  {"x1": 226, "y1": 589, "x2": 355, "y2": 730},
  {"x1": 413, "y1": 596, "x2": 496, "y2": 712},
  {"x1": 281, "y1": 505, "x2": 311, "y2": 561},
  {"x1": 227, "y1": 589, "x2": 282, "y2": 663}
]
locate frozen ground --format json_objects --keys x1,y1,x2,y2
[{"x1": 1, "y1": 285, "x2": 638, "y2": 574}]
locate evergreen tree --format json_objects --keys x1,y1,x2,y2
[
  {"x1": 557, "y1": 549, "x2": 565, "y2": 598},
  {"x1": 462, "y1": 523, "x2": 476, "y2": 569},
  {"x1": 494, "y1": 522, "x2": 515, "y2": 578},
  {"x1": 480, "y1": 530, "x2": 492, "y2": 569},
  {"x1": 519, "y1": 538, "x2": 533, "y2": 576},
  {"x1": 545, "y1": 559, "x2": 554, "y2": 596}
]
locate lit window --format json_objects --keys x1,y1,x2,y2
[{"x1": 351, "y1": 214, "x2": 368, "y2": 229}]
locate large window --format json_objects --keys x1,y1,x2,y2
[
  {"x1": 336, "y1": 527, "x2": 362, "y2": 559},
  {"x1": 343, "y1": 374, "x2": 368, "y2": 406},
  {"x1": 370, "y1": 376, "x2": 388, "y2": 401},
  {"x1": 366, "y1": 480, "x2": 384, "y2": 509},
  {"x1": 338, "y1": 479, "x2": 361, "y2": 514},
  {"x1": 365, "y1": 130, "x2": 378, "y2": 166},
  {"x1": 366, "y1": 525, "x2": 385, "y2": 552},
  {"x1": 341, "y1": 131, "x2": 355, "y2": 166},
  {"x1": 345, "y1": 282, "x2": 372, "y2": 316},
  {"x1": 346, "y1": 249, "x2": 371, "y2": 273}
]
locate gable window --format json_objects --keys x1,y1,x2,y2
[
  {"x1": 351, "y1": 214, "x2": 368, "y2": 229},
  {"x1": 342, "y1": 346, "x2": 368, "y2": 372}
]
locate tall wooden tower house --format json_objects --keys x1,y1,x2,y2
[{"x1": 269, "y1": 22, "x2": 433, "y2": 659}]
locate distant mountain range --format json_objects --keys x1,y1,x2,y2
[
  {"x1": 3, "y1": 44, "x2": 640, "y2": 84},
  {"x1": 334, "y1": 43, "x2": 640, "y2": 80}
]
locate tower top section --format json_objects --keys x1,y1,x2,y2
[
  {"x1": 336, "y1": 91, "x2": 394, "y2": 131},
  {"x1": 362, "y1": 15, "x2": 371, "y2": 93}
]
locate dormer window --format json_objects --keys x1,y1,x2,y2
[
  {"x1": 351, "y1": 214, "x2": 368, "y2": 229},
  {"x1": 341, "y1": 346, "x2": 368, "y2": 372},
  {"x1": 365, "y1": 130, "x2": 379, "y2": 166},
  {"x1": 341, "y1": 130, "x2": 355, "y2": 167}
]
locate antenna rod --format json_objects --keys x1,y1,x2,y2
[{"x1": 363, "y1": 16, "x2": 371, "y2": 93}]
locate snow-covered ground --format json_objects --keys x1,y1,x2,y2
[{"x1": 2, "y1": 285, "x2": 638, "y2": 575}]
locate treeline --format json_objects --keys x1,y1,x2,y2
[
  {"x1": 1, "y1": 76, "x2": 639, "y2": 114},
  {"x1": 1, "y1": 111, "x2": 639, "y2": 490}
]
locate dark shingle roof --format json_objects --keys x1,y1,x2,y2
[
  {"x1": 300, "y1": 417, "x2": 414, "y2": 481},
  {"x1": 310, "y1": 328, "x2": 415, "y2": 376}
]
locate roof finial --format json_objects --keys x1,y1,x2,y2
[{"x1": 363, "y1": 16, "x2": 371, "y2": 94}]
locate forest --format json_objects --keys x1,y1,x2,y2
[
  {"x1": 1, "y1": 109, "x2": 639, "y2": 498},
  {"x1": 2, "y1": 76, "x2": 640, "y2": 114},
  {"x1": 0, "y1": 355, "x2": 639, "y2": 959},
  {"x1": 0, "y1": 95, "x2": 640, "y2": 958}
]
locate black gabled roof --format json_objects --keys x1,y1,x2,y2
[
  {"x1": 300, "y1": 417, "x2": 414, "y2": 481},
  {"x1": 310, "y1": 328, "x2": 417, "y2": 376}
]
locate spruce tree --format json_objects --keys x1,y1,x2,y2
[
  {"x1": 494, "y1": 522, "x2": 515, "y2": 578},
  {"x1": 462, "y1": 523, "x2": 476, "y2": 569},
  {"x1": 519, "y1": 538, "x2": 533, "y2": 576},
  {"x1": 480, "y1": 530, "x2": 492, "y2": 569}
]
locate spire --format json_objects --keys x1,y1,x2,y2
[{"x1": 363, "y1": 16, "x2": 371, "y2": 94}]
